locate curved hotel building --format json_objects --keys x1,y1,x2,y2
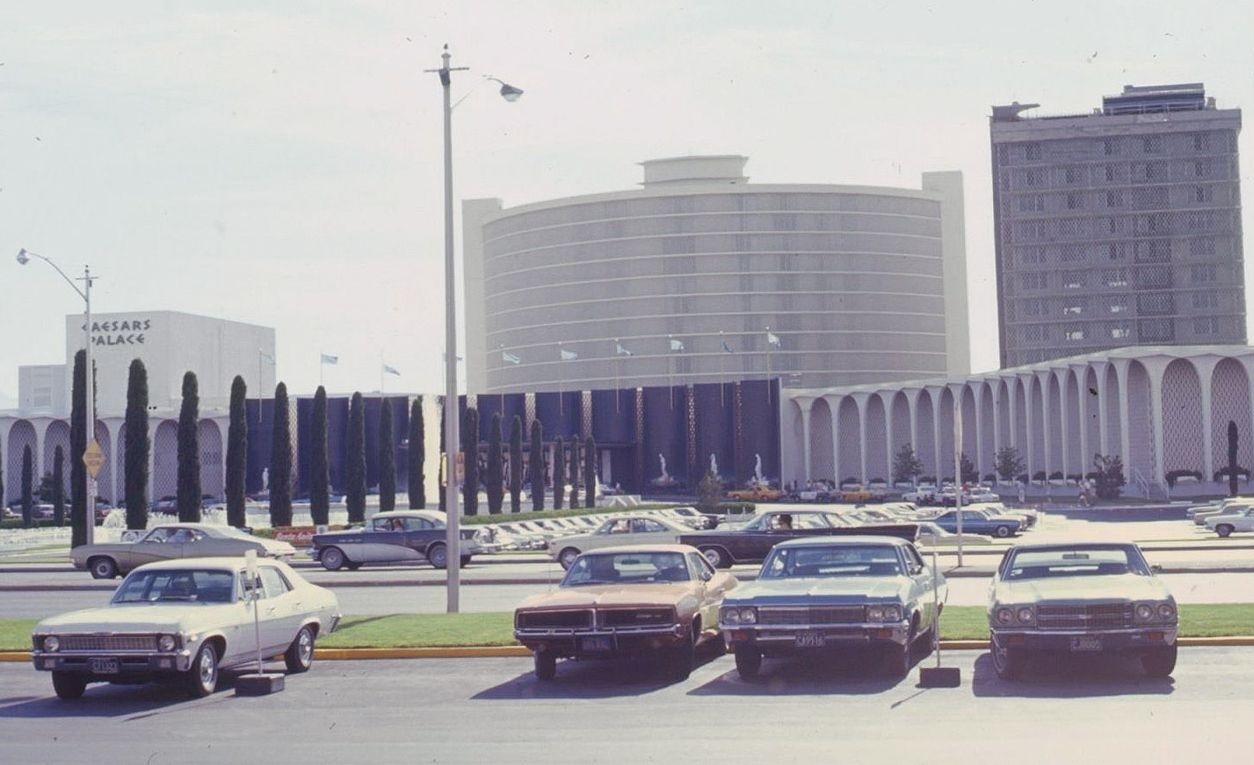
[{"x1": 463, "y1": 156, "x2": 970, "y2": 394}]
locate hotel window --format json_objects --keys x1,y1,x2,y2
[
  {"x1": 1111, "y1": 326, "x2": 1131, "y2": 339},
  {"x1": 1063, "y1": 303, "x2": 1084, "y2": 315},
  {"x1": 1103, "y1": 139, "x2": 1118, "y2": 156},
  {"x1": 1065, "y1": 328, "x2": 1085, "y2": 341},
  {"x1": 1195, "y1": 186, "x2": 1212, "y2": 204},
  {"x1": 1195, "y1": 160, "x2": 1209, "y2": 177},
  {"x1": 1020, "y1": 272, "x2": 1048, "y2": 290},
  {"x1": 1190, "y1": 238, "x2": 1216, "y2": 256},
  {"x1": 1105, "y1": 165, "x2": 1116, "y2": 182},
  {"x1": 1061, "y1": 271, "x2": 1085, "y2": 289},
  {"x1": 1025, "y1": 143, "x2": 1042, "y2": 160},
  {"x1": 1143, "y1": 135, "x2": 1163, "y2": 154},
  {"x1": 1191, "y1": 264, "x2": 1217, "y2": 283},
  {"x1": 1193, "y1": 133, "x2": 1209, "y2": 152},
  {"x1": 1106, "y1": 190, "x2": 1122, "y2": 207},
  {"x1": 1193, "y1": 292, "x2": 1218, "y2": 309},
  {"x1": 1193, "y1": 317, "x2": 1218, "y2": 335},
  {"x1": 1065, "y1": 166, "x2": 1084, "y2": 184},
  {"x1": 1067, "y1": 192, "x2": 1084, "y2": 210},
  {"x1": 1109, "y1": 299, "x2": 1128, "y2": 314},
  {"x1": 1104, "y1": 269, "x2": 1128, "y2": 287}
]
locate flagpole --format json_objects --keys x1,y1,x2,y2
[
  {"x1": 719, "y1": 331, "x2": 726, "y2": 407},
  {"x1": 765, "y1": 326, "x2": 772, "y2": 404},
  {"x1": 319, "y1": 351, "x2": 324, "y2": 388}
]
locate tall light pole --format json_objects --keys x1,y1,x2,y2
[
  {"x1": 17, "y1": 248, "x2": 97, "y2": 545},
  {"x1": 426, "y1": 45, "x2": 522, "y2": 613}
]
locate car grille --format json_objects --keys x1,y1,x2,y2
[
  {"x1": 58, "y1": 634, "x2": 158, "y2": 652},
  {"x1": 598, "y1": 608, "x2": 675, "y2": 628},
  {"x1": 757, "y1": 606, "x2": 867, "y2": 625},
  {"x1": 516, "y1": 610, "x2": 592, "y2": 630},
  {"x1": 1037, "y1": 604, "x2": 1133, "y2": 629}
]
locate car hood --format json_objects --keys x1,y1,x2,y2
[
  {"x1": 34, "y1": 603, "x2": 241, "y2": 633},
  {"x1": 724, "y1": 576, "x2": 911, "y2": 605},
  {"x1": 993, "y1": 574, "x2": 1173, "y2": 604},
  {"x1": 516, "y1": 583, "x2": 696, "y2": 610}
]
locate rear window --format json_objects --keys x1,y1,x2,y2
[{"x1": 1003, "y1": 547, "x2": 1149, "y2": 579}]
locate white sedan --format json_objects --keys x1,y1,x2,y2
[
  {"x1": 548, "y1": 515, "x2": 690, "y2": 569},
  {"x1": 31, "y1": 557, "x2": 340, "y2": 699},
  {"x1": 1206, "y1": 506, "x2": 1254, "y2": 537}
]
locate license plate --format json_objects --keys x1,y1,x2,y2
[
  {"x1": 90, "y1": 657, "x2": 119, "y2": 674},
  {"x1": 1070, "y1": 636, "x2": 1102, "y2": 652},
  {"x1": 580, "y1": 637, "x2": 612, "y2": 653},
  {"x1": 795, "y1": 632, "x2": 825, "y2": 648}
]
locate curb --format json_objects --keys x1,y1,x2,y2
[{"x1": 4, "y1": 636, "x2": 1253, "y2": 662}]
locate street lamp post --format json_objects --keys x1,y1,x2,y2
[
  {"x1": 16, "y1": 248, "x2": 97, "y2": 545},
  {"x1": 426, "y1": 45, "x2": 522, "y2": 613}
]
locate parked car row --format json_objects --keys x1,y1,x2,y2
[{"x1": 513, "y1": 536, "x2": 1177, "y2": 683}]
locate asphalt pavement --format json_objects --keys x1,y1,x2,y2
[{"x1": 2, "y1": 650, "x2": 1253, "y2": 764}]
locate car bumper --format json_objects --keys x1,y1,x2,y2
[
  {"x1": 722, "y1": 621, "x2": 911, "y2": 652},
  {"x1": 990, "y1": 627, "x2": 1178, "y2": 654},
  {"x1": 32, "y1": 650, "x2": 195, "y2": 675},
  {"x1": 515, "y1": 625, "x2": 686, "y2": 658}
]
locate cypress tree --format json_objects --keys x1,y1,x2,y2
[
  {"x1": 346, "y1": 392, "x2": 366, "y2": 523},
  {"x1": 509, "y1": 415, "x2": 523, "y2": 513},
  {"x1": 269, "y1": 382, "x2": 293, "y2": 527},
  {"x1": 0, "y1": 449, "x2": 4, "y2": 522},
  {"x1": 21, "y1": 446, "x2": 33, "y2": 528},
  {"x1": 1228, "y1": 420, "x2": 1240, "y2": 497},
  {"x1": 568, "y1": 436, "x2": 580, "y2": 508},
  {"x1": 529, "y1": 420, "x2": 544, "y2": 511},
  {"x1": 584, "y1": 436, "x2": 597, "y2": 508},
  {"x1": 552, "y1": 436, "x2": 565, "y2": 510},
  {"x1": 462, "y1": 407, "x2": 480, "y2": 516},
  {"x1": 176, "y1": 371, "x2": 202, "y2": 523},
  {"x1": 124, "y1": 359, "x2": 150, "y2": 530},
  {"x1": 53, "y1": 446, "x2": 66, "y2": 525},
  {"x1": 310, "y1": 386, "x2": 329, "y2": 525},
  {"x1": 438, "y1": 405, "x2": 446, "y2": 513},
  {"x1": 379, "y1": 397, "x2": 396, "y2": 512},
  {"x1": 486, "y1": 413, "x2": 504, "y2": 514},
  {"x1": 69, "y1": 349, "x2": 87, "y2": 547},
  {"x1": 408, "y1": 398, "x2": 425, "y2": 508},
  {"x1": 225, "y1": 375, "x2": 247, "y2": 528}
]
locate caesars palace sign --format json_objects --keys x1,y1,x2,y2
[{"x1": 82, "y1": 318, "x2": 152, "y2": 347}]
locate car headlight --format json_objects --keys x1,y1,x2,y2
[
  {"x1": 868, "y1": 605, "x2": 903, "y2": 622},
  {"x1": 737, "y1": 607, "x2": 757, "y2": 625},
  {"x1": 42, "y1": 636, "x2": 59, "y2": 652},
  {"x1": 1016, "y1": 606, "x2": 1035, "y2": 625},
  {"x1": 721, "y1": 607, "x2": 740, "y2": 625},
  {"x1": 995, "y1": 607, "x2": 1015, "y2": 625},
  {"x1": 1157, "y1": 603, "x2": 1176, "y2": 621},
  {"x1": 1135, "y1": 603, "x2": 1155, "y2": 622},
  {"x1": 158, "y1": 634, "x2": 177, "y2": 652}
]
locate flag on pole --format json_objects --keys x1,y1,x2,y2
[
  {"x1": 559, "y1": 348, "x2": 578, "y2": 361},
  {"x1": 382, "y1": 364, "x2": 401, "y2": 376},
  {"x1": 721, "y1": 340, "x2": 735, "y2": 354},
  {"x1": 502, "y1": 351, "x2": 521, "y2": 365},
  {"x1": 320, "y1": 353, "x2": 339, "y2": 365},
  {"x1": 668, "y1": 337, "x2": 684, "y2": 352},
  {"x1": 767, "y1": 331, "x2": 782, "y2": 347},
  {"x1": 615, "y1": 341, "x2": 633, "y2": 357}
]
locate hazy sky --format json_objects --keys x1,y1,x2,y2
[{"x1": 4, "y1": 0, "x2": 1253, "y2": 406}]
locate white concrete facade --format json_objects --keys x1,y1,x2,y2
[
  {"x1": 464, "y1": 155, "x2": 970, "y2": 394},
  {"x1": 780, "y1": 345, "x2": 1254, "y2": 498}
]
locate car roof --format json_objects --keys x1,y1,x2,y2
[
  {"x1": 370, "y1": 510, "x2": 446, "y2": 521},
  {"x1": 1005, "y1": 541, "x2": 1140, "y2": 553},
  {"x1": 126, "y1": 557, "x2": 268, "y2": 572},
  {"x1": 577, "y1": 543, "x2": 701, "y2": 555},
  {"x1": 773, "y1": 535, "x2": 911, "y2": 549}
]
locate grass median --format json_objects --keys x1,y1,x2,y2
[{"x1": 3, "y1": 604, "x2": 1254, "y2": 652}]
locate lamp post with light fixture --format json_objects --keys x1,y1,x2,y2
[
  {"x1": 426, "y1": 45, "x2": 522, "y2": 613},
  {"x1": 16, "y1": 248, "x2": 98, "y2": 545}
]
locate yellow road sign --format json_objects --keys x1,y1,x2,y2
[{"x1": 83, "y1": 440, "x2": 104, "y2": 479}]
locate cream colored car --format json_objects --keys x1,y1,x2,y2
[{"x1": 548, "y1": 515, "x2": 690, "y2": 569}]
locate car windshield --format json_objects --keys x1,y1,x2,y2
[
  {"x1": 112, "y1": 569, "x2": 237, "y2": 604},
  {"x1": 1002, "y1": 546, "x2": 1150, "y2": 580},
  {"x1": 562, "y1": 552, "x2": 689, "y2": 586},
  {"x1": 743, "y1": 513, "x2": 830, "y2": 531},
  {"x1": 760, "y1": 544, "x2": 904, "y2": 579}
]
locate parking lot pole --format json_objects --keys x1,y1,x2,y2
[{"x1": 953, "y1": 396, "x2": 962, "y2": 568}]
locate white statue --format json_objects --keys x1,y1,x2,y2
[
  {"x1": 754, "y1": 453, "x2": 764, "y2": 484},
  {"x1": 709, "y1": 453, "x2": 718, "y2": 476},
  {"x1": 658, "y1": 453, "x2": 669, "y2": 480},
  {"x1": 262, "y1": 467, "x2": 269, "y2": 489}
]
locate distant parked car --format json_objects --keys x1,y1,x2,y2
[
  {"x1": 988, "y1": 541, "x2": 1177, "y2": 680},
  {"x1": 31, "y1": 557, "x2": 340, "y2": 699},
  {"x1": 1205, "y1": 505, "x2": 1254, "y2": 537},
  {"x1": 549, "y1": 515, "x2": 690, "y2": 569},
  {"x1": 70, "y1": 524, "x2": 296, "y2": 579},
  {"x1": 929, "y1": 508, "x2": 1021, "y2": 538},
  {"x1": 309, "y1": 510, "x2": 479, "y2": 570}
]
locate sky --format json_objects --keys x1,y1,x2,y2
[{"x1": 4, "y1": 0, "x2": 1254, "y2": 407}]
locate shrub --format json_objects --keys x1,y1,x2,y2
[
  {"x1": 1048, "y1": 471, "x2": 1064, "y2": 480},
  {"x1": 982, "y1": 473, "x2": 997, "y2": 483},
  {"x1": 840, "y1": 476, "x2": 859, "y2": 487},
  {"x1": 1165, "y1": 469, "x2": 1203, "y2": 488},
  {"x1": 1032, "y1": 471, "x2": 1047, "y2": 482},
  {"x1": 1213, "y1": 466, "x2": 1249, "y2": 481}
]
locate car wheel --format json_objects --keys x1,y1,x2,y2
[
  {"x1": 88, "y1": 557, "x2": 118, "y2": 580},
  {"x1": 52, "y1": 671, "x2": 87, "y2": 700},
  {"x1": 1141, "y1": 644, "x2": 1177, "y2": 677},
  {"x1": 534, "y1": 650, "x2": 557, "y2": 681},
  {"x1": 320, "y1": 547, "x2": 346, "y2": 571},
  {"x1": 994, "y1": 525, "x2": 1013, "y2": 538},
  {"x1": 345, "y1": 562, "x2": 362, "y2": 571},
  {"x1": 184, "y1": 642, "x2": 219, "y2": 698},
  {"x1": 669, "y1": 633, "x2": 696, "y2": 681},
  {"x1": 428, "y1": 543, "x2": 448, "y2": 569},
  {"x1": 558, "y1": 547, "x2": 581, "y2": 569},
  {"x1": 700, "y1": 546, "x2": 731, "y2": 569},
  {"x1": 882, "y1": 642, "x2": 910, "y2": 677},
  {"x1": 460, "y1": 555, "x2": 473, "y2": 568},
  {"x1": 1216, "y1": 524, "x2": 1234, "y2": 538},
  {"x1": 284, "y1": 625, "x2": 316, "y2": 674},
  {"x1": 734, "y1": 646, "x2": 762, "y2": 680},
  {"x1": 990, "y1": 633, "x2": 1026, "y2": 681}
]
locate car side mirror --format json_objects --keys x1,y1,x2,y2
[
  {"x1": 700, "y1": 569, "x2": 713, "y2": 582},
  {"x1": 1151, "y1": 564, "x2": 1164, "y2": 573}
]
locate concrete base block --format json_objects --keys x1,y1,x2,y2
[
  {"x1": 234, "y1": 672, "x2": 286, "y2": 696},
  {"x1": 918, "y1": 666, "x2": 962, "y2": 688}
]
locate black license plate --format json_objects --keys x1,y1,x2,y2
[
  {"x1": 1069, "y1": 636, "x2": 1102, "y2": 652},
  {"x1": 90, "y1": 657, "x2": 120, "y2": 674},
  {"x1": 795, "y1": 632, "x2": 825, "y2": 648},
  {"x1": 580, "y1": 637, "x2": 612, "y2": 653}
]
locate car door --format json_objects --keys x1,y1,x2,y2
[
  {"x1": 126, "y1": 527, "x2": 185, "y2": 568},
  {"x1": 902, "y1": 544, "x2": 940, "y2": 629},
  {"x1": 401, "y1": 517, "x2": 437, "y2": 562},
  {"x1": 257, "y1": 565, "x2": 303, "y2": 651},
  {"x1": 687, "y1": 552, "x2": 726, "y2": 632}
]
